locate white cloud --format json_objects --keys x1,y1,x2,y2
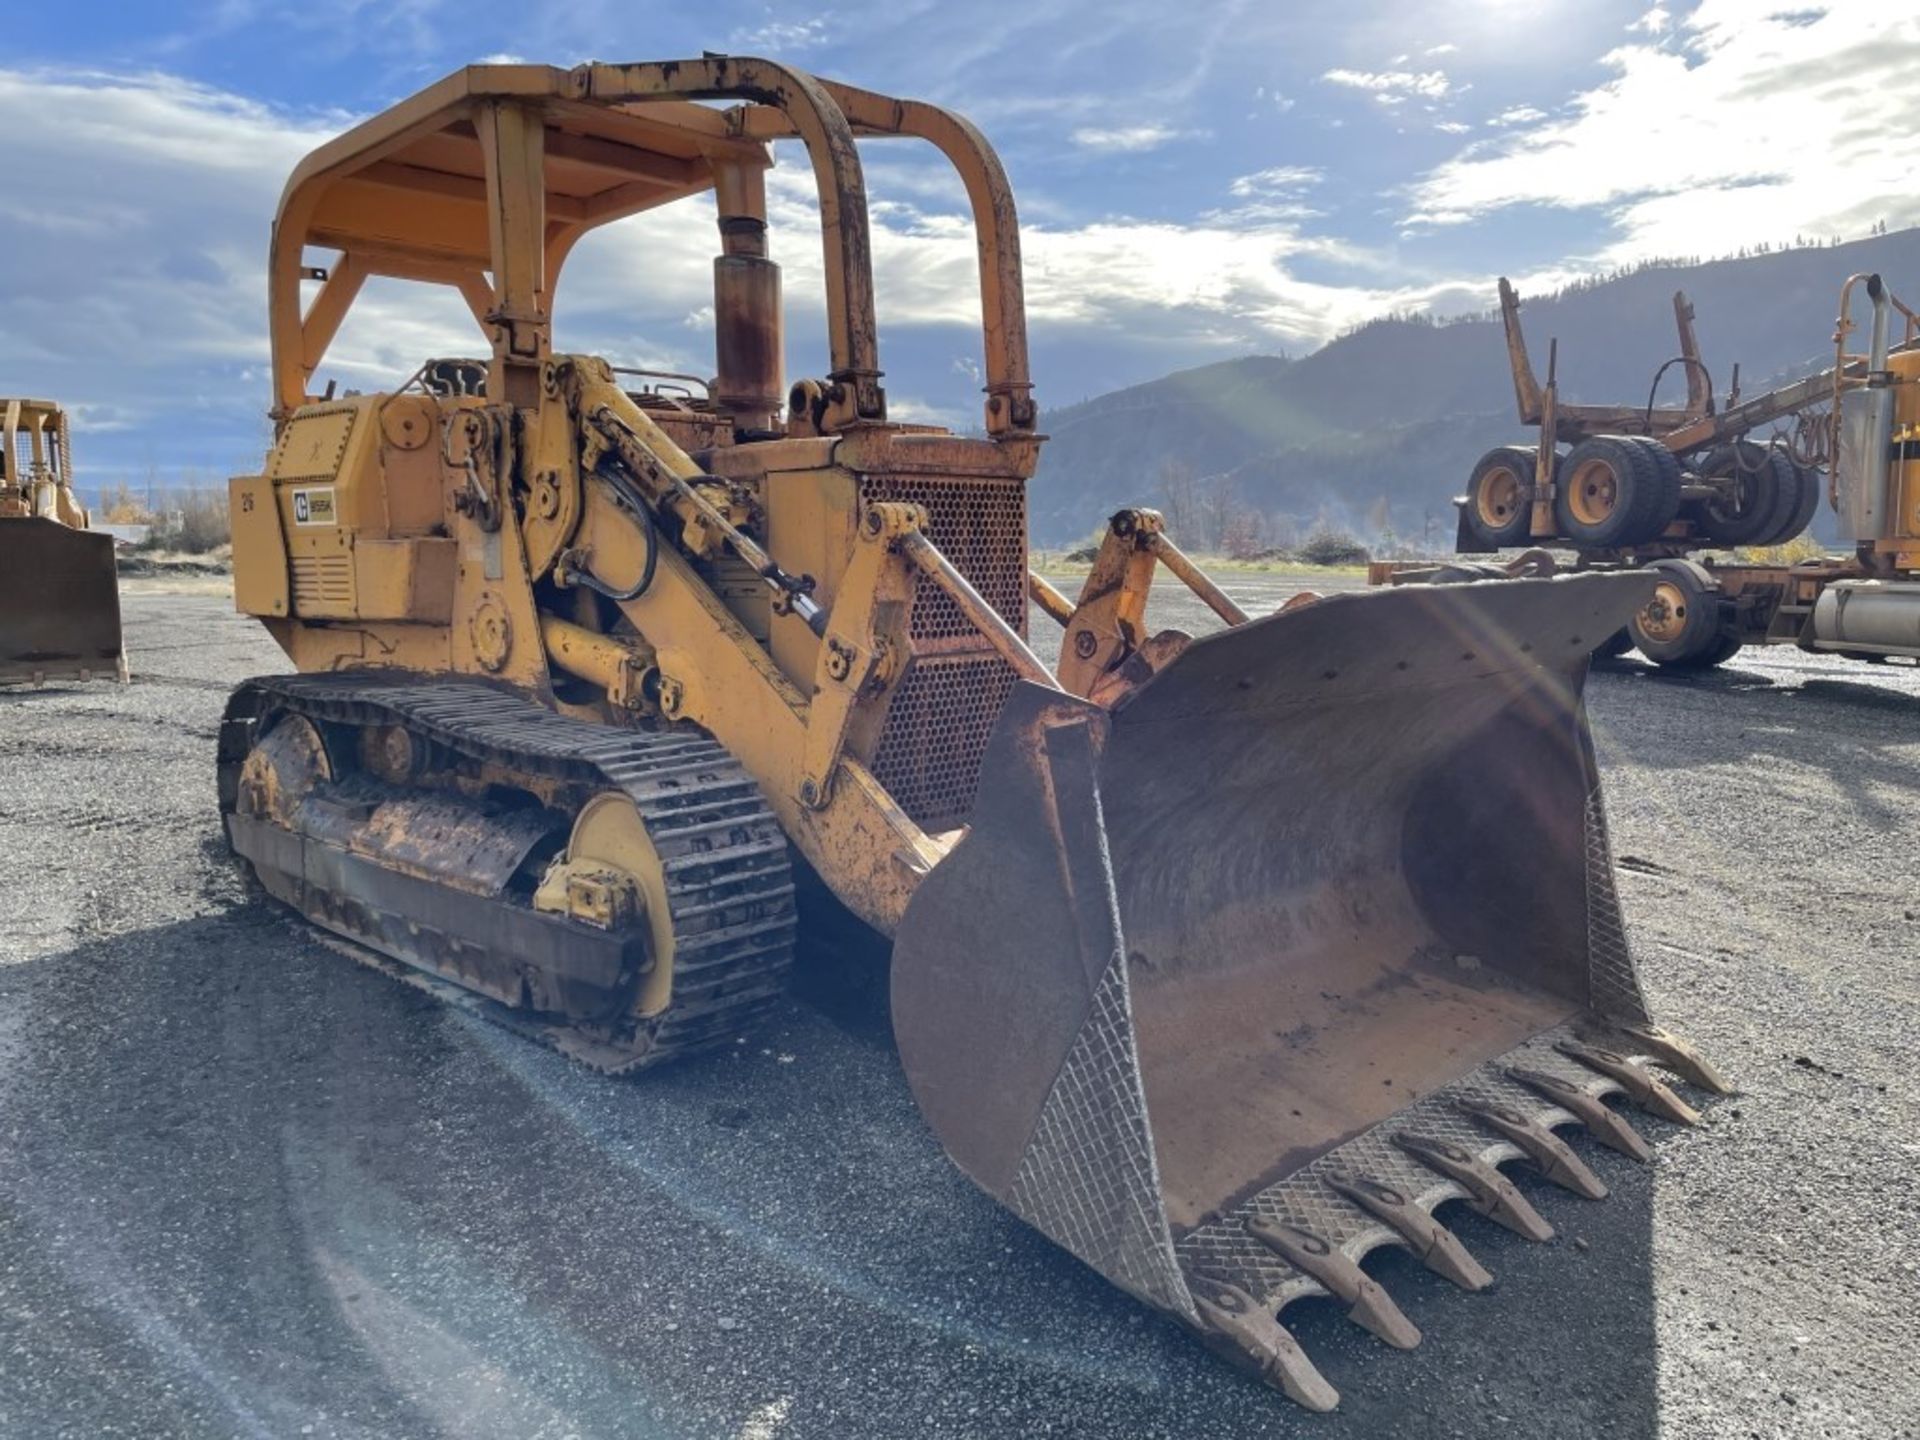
[
  {"x1": 1488, "y1": 105, "x2": 1547, "y2": 127},
  {"x1": 0, "y1": 64, "x2": 1428, "y2": 483},
  {"x1": 727, "y1": 17, "x2": 828, "y2": 52},
  {"x1": 1228, "y1": 166, "x2": 1324, "y2": 198},
  {"x1": 1404, "y1": 1, "x2": 1920, "y2": 265},
  {"x1": 1434, "y1": 120, "x2": 1471, "y2": 134},
  {"x1": 761, "y1": 168, "x2": 1380, "y2": 349},
  {"x1": 1322, "y1": 67, "x2": 1452, "y2": 100},
  {"x1": 1068, "y1": 122, "x2": 1203, "y2": 152},
  {"x1": 1426, "y1": 42, "x2": 1459, "y2": 56},
  {"x1": 1626, "y1": 5, "x2": 1672, "y2": 34},
  {"x1": 0, "y1": 69, "x2": 344, "y2": 469}
]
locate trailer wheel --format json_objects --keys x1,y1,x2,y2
[
  {"x1": 1629, "y1": 558, "x2": 1724, "y2": 666},
  {"x1": 1463, "y1": 446, "x2": 1541, "y2": 549},
  {"x1": 1624, "y1": 435, "x2": 1685, "y2": 494},
  {"x1": 1694, "y1": 441, "x2": 1791, "y2": 546},
  {"x1": 1693, "y1": 630, "x2": 1745, "y2": 669},
  {"x1": 1757, "y1": 447, "x2": 1820, "y2": 547},
  {"x1": 1555, "y1": 436, "x2": 1681, "y2": 547}
]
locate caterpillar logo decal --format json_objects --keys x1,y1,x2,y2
[{"x1": 291, "y1": 487, "x2": 337, "y2": 526}]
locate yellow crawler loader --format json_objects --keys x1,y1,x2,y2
[
  {"x1": 0, "y1": 398, "x2": 127, "y2": 686},
  {"x1": 219, "y1": 59, "x2": 1728, "y2": 1408}
]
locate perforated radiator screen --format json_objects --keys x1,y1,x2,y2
[{"x1": 858, "y1": 472, "x2": 1029, "y2": 831}]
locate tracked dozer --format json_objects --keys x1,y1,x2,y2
[
  {"x1": 0, "y1": 398, "x2": 127, "y2": 687},
  {"x1": 220, "y1": 59, "x2": 1728, "y2": 1407}
]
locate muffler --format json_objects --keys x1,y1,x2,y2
[{"x1": 892, "y1": 571, "x2": 1727, "y2": 1407}]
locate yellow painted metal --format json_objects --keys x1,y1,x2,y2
[
  {"x1": 540, "y1": 613, "x2": 653, "y2": 711},
  {"x1": 1888, "y1": 348, "x2": 1920, "y2": 542},
  {"x1": 0, "y1": 398, "x2": 88, "y2": 528},
  {"x1": 225, "y1": 60, "x2": 1715, "y2": 1410},
  {"x1": 1057, "y1": 511, "x2": 1159, "y2": 695},
  {"x1": 229, "y1": 476, "x2": 291, "y2": 617},
  {"x1": 533, "y1": 792, "x2": 674, "y2": 1016},
  {"x1": 1564, "y1": 456, "x2": 1619, "y2": 527},
  {"x1": 1474, "y1": 459, "x2": 1526, "y2": 531},
  {"x1": 1053, "y1": 508, "x2": 1249, "y2": 697},
  {"x1": 1028, "y1": 571, "x2": 1075, "y2": 629}
]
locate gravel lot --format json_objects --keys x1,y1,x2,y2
[{"x1": 2, "y1": 579, "x2": 1916, "y2": 1440}]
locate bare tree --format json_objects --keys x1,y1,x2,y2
[{"x1": 1157, "y1": 458, "x2": 1203, "y2": 543}]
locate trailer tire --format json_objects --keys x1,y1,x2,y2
[
  {"x1": 1555, "y1": 436, "x2": 1680, "y2": 547},
  {"x1": 1694, "y1": 441, "x2": 1792, "y2": 547},
  {"x1": 1629, "y1": 558, "x2": 1725, "y2": 666},
  {"x1": 1694, "y1": 630, "x2": 1746, "y2": 669},
  {"x1": 1463, "y1": 446, "x2": 1541, "y2": 549},
  {"x1": 1758, "y1": 448, "x2": 1821, "y2": 547},
  {"x1": 1625, "y1": 435, "x2": 1685, "y2": 495}
]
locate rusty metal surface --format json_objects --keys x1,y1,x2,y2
[
  {"x1": 857, "y1": 469, "x2": 1031, "y2": 832},
  {"x1": 220, "y1": 673, "x2": 796, "y2": 1065},
  {"x1": 0, "y1": 517, "x2": 124, "y2": 686},
  {"x1": 891, "y1": 572, "x2": 1719, "y2": 1406}
]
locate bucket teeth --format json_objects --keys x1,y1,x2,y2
[
  {"x1": 1326, "y1": 1174, "x2": 1494, "y2": 1292},
  {"x1": 1244, "y1": 1218, "x2": 1423, "y2": 1350},
  {"x1": 1457, "y1": 1097, "x2": 1609, "y2": 1200},
  {"x1": 1189, "y1": 1276, "x2": 1341, "y2": 1413},
  {"x1": 1618, "y1": 1023, "x2": 1733, "y2": 1095},
  {"x1": 1393, "y1": 1132, "x2": 1555, "y2": 1242},
  {"x1": 1555, "y1": 1041, "x2": 1702, "y2": 1126},
  {"x1": 1508, "y1": 1066, "x2": 1654, "y2": 1161}
]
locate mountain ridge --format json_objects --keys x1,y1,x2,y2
[{"x1": 1027, "y1": 227, "x2": 1920, "y2": 546}]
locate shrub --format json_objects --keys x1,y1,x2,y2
[{"x1": 1294, "y1": 527, "x2": 1370, "y2": 566}]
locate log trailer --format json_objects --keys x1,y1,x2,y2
[{"x1": 1384, "y1": 274, "x2": 1920, "y2": 669}]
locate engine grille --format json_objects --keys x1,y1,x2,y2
[
  {"x1": 858, "y1": 470, "x2": 1030, "y2": 832},
  {"x1": 860, "y1": 473, "x2": 1027, "y2": 640},
  {"x1": 869, "y1": 652, "x2": 1020, "y2": 832}
]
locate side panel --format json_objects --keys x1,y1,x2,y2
[
  {"x1": 230, "y1": 475, "x2": 290, "y2": 618},
  {"x1": 271, "y1": 405, "x2": 365, "y2": 619}
]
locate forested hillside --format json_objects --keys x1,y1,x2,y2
[{"x1": 1029, "y1": 227, "x2": 1920, "y2": 546}]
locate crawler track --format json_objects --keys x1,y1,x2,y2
[{"x1": 218, "y1": 672, "x2": 797, "y2": 1071}]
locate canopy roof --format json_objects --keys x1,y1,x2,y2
[{"x1": 271, "y1": 58, "x2": 1033, "y2": 436}]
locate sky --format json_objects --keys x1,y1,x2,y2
[{"x1": 1, "y1": 0, "x2": 1916, "y2": 489}]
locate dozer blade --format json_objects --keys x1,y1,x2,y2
[
  {"x1": 892, "y1": 571, "x2": 1726, "y2": 1405},
  {"x1": 0, "y1": 517, "x2": 125, "y2": 687}
]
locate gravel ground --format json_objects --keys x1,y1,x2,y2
[{"x1": 1, "y1": 580, "x2": 1916, "y2": 1440}]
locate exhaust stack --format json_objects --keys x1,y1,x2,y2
[{"x1": 1838, "y1": 273, "x2": 1896, "y2": 542}]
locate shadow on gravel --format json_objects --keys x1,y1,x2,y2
[
  {"x1": 1598, "y1": 655, "x2": 1920, "y2": 712},
  {"x1": 1591, "y1": 662, "x2": 1920, "y2": 829},
  {"x1": 0, "y1": 905, "x2": 1672, "y2": 1439}
]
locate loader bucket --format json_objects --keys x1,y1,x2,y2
[
  {"x1": 0, "y1": 517, "x2": 126, "y2": 687},
  {"x1": 893, "y1": 571, "x2": 1709, "y2": 1405}
]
